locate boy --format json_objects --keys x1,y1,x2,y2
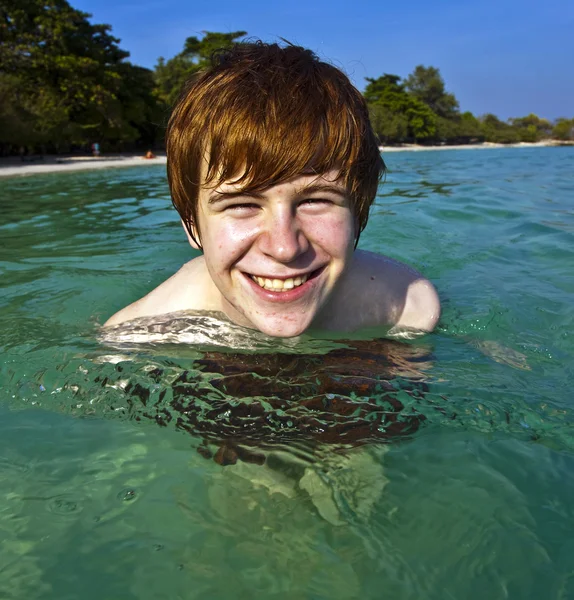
[{"x1": 104, "y1": 42, "x2": 440, "y2": 338}]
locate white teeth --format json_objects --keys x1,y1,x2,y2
[{"x1": 251, "y1": 274, "x2": 309, "y2": 292}]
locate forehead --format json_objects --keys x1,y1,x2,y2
[{"x1": 200, "y1": 168, "x2": 346, "y2": 198}]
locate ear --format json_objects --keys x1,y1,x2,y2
[{"x1": 181, "y1": 219, "x2": 201, "y2": 250}]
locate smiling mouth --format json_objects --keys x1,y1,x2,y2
[{"x1": 248, "y1": 271, "x2": 318, "y2": 292}]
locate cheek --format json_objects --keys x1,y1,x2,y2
[
  {"x1": 221, "y1": 225, "x2": 260, "y2": 257},
  {"x1": 203, "y1": 222, "x2": 258, "y2": 264},
  {"x1": 305, "y1": 215, "x2": 355, "y2": 252}
]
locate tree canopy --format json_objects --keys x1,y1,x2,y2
[
  {"x1": 364, "y1": 74, "x2": 436, "y2": 143},
  {"x1": 0, "y1": 0, "x2": 161, "y2": 151},
  {"x1": 154, "y1": 31, "x2": 247, "y2": 107},
  {"x1": 404, "y1": 65, "x2": 459, "y2": 119},
  {"x1": 552, "y1": 118, "x2": 574, "y2": 141},
  {"x1": 0, "y1": 1, "x2": 571, "y2": 154}
]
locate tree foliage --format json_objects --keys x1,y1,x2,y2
[
  {"x1": 368, "y1": 64, "x2": 571, "y2": 146},
  {"x1": 552, "y1": 118, "x2": 574, "y2": 141},
  {"x1": 479, "y1": 113, "x2": 521, "y2": 143},
  {"x1": 154, "y1": 31, "x2": 247, "y2": 107},
  {"x1": 404, "y1": 65, "x2": 459, "y2": 119},
  {"x1": 0, "y1": 0, "x2": 571, "y2": 154},
  {"x1": 364, "y1": 74, "x2": 436, "y2": 143},
  {"x1": 508, "y1": 113, "x2": 552, "y2": 142},
  {"x1": 0, "y1": 0, "x2": 162, "y2": 152}
]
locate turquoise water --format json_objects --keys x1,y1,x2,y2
[{"x1": 1, "y1": 147, "x2": 573, "y2": 598}]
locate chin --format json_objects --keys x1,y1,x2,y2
[{"x1": 250, "y1": 317, "x2": 312, "y2": 339}]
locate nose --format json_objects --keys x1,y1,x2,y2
[{"x1": 258, "y1": 208, "x2": 309, "y2": 263}]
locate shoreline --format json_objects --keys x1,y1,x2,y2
[
  {"x1": 379, "y1": 140, "x2": 572, "y2": 153},
  {"x1": 0, "y1": 141, "x2": 571, "y2": 178},
  {"x1": 0, "y1": 153, "x2": 167, "y2": 178}
]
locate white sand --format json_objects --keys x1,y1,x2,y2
[
  {"x1": 0, "y1": 154, "x2": 167, "y2": 178},
  {"x1": 379, "y1": 141, "x2": 560, "y2": 153},
  {"x1": 1, "y1": 141, "x2": 567, "y2": 178}
]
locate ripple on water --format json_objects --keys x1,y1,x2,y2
[
  {"x1": 46, "y1": 493, "x2": 86, "y2": 516},
  {"x1": 0, "y1": 148, "x2": 573, "y2": 598},
  {"x1": 0, "y1": 454, "x2": 31, "y2": 478}
]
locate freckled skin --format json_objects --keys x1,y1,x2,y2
[
  {"x1": 104, "y1": 171, "x2": 441, "y2": 335},
  {"x1": 191, "y1": 170, "x2": 356, "y2": 337}
]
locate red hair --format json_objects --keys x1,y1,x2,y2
[{"x1": 167, "y1": 41, "x2": 385, "y2": 246}]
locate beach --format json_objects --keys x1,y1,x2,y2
[
  {"x1": 379, "y1": 140, "x2": 567, "y2": 152},
  {"x1": 1, "y1": 141, "x2": 570, "y2": 178},
  {"x1": 0, "y1": 153, "x2": 167, "y2": 178}
]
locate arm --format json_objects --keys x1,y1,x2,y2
[
  {"x1": 336, "y1": 250, "x2": 441, "y2": 334},
  {"x1": 394, "y1": 278, "x2": 441, "y2": 332}
]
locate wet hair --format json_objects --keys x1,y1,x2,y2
[{"x1": 166, "y1": 41, "x2": 385, "y2": 247}]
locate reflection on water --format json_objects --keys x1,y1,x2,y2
[{"x1": 101, "y1": 312, "x2": 434, "y2": 456}]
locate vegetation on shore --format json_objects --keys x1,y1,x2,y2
[{"x1": 1, "y1": 0, "x2": 572, "y2": 155}]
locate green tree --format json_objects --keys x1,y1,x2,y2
[
  {"x1": 431, "y1": 112, "x2": 484, "y2": 144},
  {"x1": 479, "y1": 114, "x2": 520, "y2": 144},
  {"x1": 368, "y1": 104, "x2": 409, "y2": 143},
  {"x1": 404, "y1": 65, "x2": 459, "y2": 119},
  {"x1": 0, "y1": 0, "x2": 159, "y2": 151},
  {"x1": 364, "y1": 74, "x2": 436, "y2": 143},
  {"x1": 154, "y1": 31, "x2": 247, "y2": 107},
  {"x1": 552, "y1": 118, "x2": 574, "y2": 141},
  {"x1": 456, "y1": 111, "x2": 484, "y2": 141},
  {"x1": 114, "y1": 63, "x2": 164, "y2": 147},
  {"x1": 509, "y1": 113, "x2": 552, "y2": 142}
]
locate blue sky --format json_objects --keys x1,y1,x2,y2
[{"x1": 74, "y1": 0, "x2": 573, "y2": 120}]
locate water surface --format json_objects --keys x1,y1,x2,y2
[{"x1": 1, "y1": 147, "x2": 573, "y2": 599}]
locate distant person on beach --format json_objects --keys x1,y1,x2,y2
[
  {"x1": 142, "y1": 150, "x2": 156, "y2": 159},
  {"x1": 91, "y1": 142, "x2": 100, "y2": 157},
  {"x1": 104, "y1": 42, "x2": 440, "y2": 337}
]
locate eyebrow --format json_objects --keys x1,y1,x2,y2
[
  {"x1": 207, "y1": 182, "x2": 348, "y2": 204},
  {"x1": 294, "y1": 183, "x2": 349, "y2": 198},
  {"x1": 207, "y1": 190, "x2": 265, "y2": 205}
]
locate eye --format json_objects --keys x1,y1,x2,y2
[
  {"x1": 299, "y1": 198, "x2": 333, "y2": 207},
  {"x1": 225, "y1": 202, "x2": 259, "y2": 212}
]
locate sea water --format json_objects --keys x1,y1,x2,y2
[{"x1": 1, "y1": 147, "x2": 573, "y2": 599}]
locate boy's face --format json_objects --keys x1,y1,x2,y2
[{"x1": 190, "y1": 169, "x2": 356, "y2": 337}]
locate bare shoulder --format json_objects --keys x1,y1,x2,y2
[
  {"x1": 103, "y1": 257, "x2": 210, "y2": 327},
  {"x1": 395, "y1": 276, "x2": 441, "y2": 332},
  {"x1": 334, "y1": 251, "x2": 440, "y2": 333}
]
